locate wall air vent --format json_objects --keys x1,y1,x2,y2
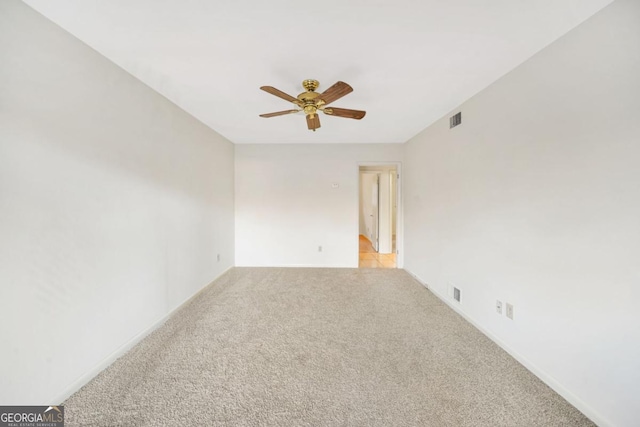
[
  {"x1": 453, "y1": 287, "x2": 461, "y2": 302},
  {"x1": 449, "y1": 112, "x2": 462, "y2": 129}
]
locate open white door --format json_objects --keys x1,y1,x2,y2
[
  {"x1": 371, "y1": 174, "x2": 379, "y2": 251},
  {"x1": 377, "y1": 171, "x2": 393, "y2": 254}
]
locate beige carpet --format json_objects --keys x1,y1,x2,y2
[{"x1": 64, "y1": 268, "x2": 593, "y2": 426}]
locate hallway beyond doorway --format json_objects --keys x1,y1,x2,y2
[{"x1": 358, "y1": 235, "x2": 396, "y2": 268}]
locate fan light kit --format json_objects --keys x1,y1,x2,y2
[{"x1": 259, "y1": 79, "x2": 366, "y2": 131}]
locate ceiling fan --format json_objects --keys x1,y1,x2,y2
[{"x1": 259, "y1": 79, "x2": 366, "y2": 131}]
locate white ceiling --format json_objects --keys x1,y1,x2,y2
[{"x1": 22, "y1": 0, "x2": 612, "y2": 144}]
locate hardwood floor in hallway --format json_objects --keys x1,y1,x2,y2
[{"x1": 359, "y1": 235, "x2": 396, "y2": 268}]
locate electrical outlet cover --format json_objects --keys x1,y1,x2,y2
[{"x1": 506, "y1": 303, "x2": 514, "y2": 320}]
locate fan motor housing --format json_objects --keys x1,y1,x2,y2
[{"x1": 297, "y1": 91, "x2": 319, "y2": 102}]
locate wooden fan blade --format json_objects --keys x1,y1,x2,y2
[
  {"x1": 260, "y1": 86, "x2": 300, "y2": 104},
  {"x1": 260, "y1": 109, "x2": 299, "y2": 118},
  {"x1": 317, "y1": 81, "x2": 353, "y2": 106},
  {"x1": 306, "y1": 114, "x2": 321, "y2": 131},
  {"x1": 323, "y1": 107, "x2": 366, "y2": 120}
]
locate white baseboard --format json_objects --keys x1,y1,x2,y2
[
  {"x1": 50, "y1": 266, "x2": 233, "y2": 405},
  {"x1": 403, "y1": 268, "x2": 611, "y2": 427}
]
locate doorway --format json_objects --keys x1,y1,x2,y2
[{"x1": 358, "y1": 165, "x2": 398, "y2": 268}]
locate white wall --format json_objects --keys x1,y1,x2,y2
[
  {"x1": 0, "y1": 1, "x2": 234, "y2": 404},
  {"x1": 403, "y1": 1, "x2": 640, "y2": 426},
  {"x1": 235, "y1": 144, "x2": 402, "y2": 267}
]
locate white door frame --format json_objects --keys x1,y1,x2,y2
[{"x1": 357, "y1": 162, "x2": 403, "y2": 268}]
